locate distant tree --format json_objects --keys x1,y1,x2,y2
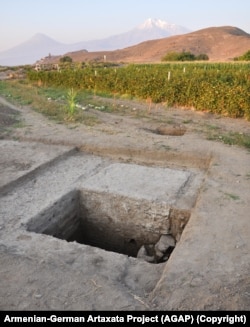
[
  {"x1": 178, "y1": 51, "x2": 196, "y2": 61},
  {"x1": 196, "y1": 53, "x2": 209, "y2": 61},
  {"x1": 241, "y1": 50, "x2": 250, "y2": 60},
  {"x1": 234, "y1": 50, "x2": 250, "y2": 61},
  {"x1": 161, "y1": 52, "x2": 180, "y2": 61},
  {"x1": 162, "y1": 51, "x2": 208, "y2": 62},
  {"x1": 60, "y1": 56, "x2": 73, "y2": 63}
]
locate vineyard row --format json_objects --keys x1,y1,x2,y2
[{"x1": 27, "y1": 63, "x2": 250, "y2": 120}]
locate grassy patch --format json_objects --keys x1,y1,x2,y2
[
  {"x1": 182, "y1": 119, "x2": 193, "y2": 124},
  {"x1": 158, "y1": 144, "x2": 172, "y2": 151},
  {"x1": 12, "y1": 120, "x2": 26, "y2": 128},
  {"x1": 1, "y1": 79, "x2": 250, "y2": 149},
  {"x1": 27, "y1": 62, "x2": 250, "y2": 120},
  {"x1": 0, "y1": 80, "x2": 100, "y2": 125},
  {"x1": 205, "y1": 124, "x2": 221, "y2": 131},
  {"x1": 224, "y1": 193, "x2": 240, "y2": 201},
  {"x1": 206, "y1": 129, "x2": 250, "y2": 149}
]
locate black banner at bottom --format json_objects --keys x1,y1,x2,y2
[{"x1": 0, "y1": 311, "x2": 248, "y2": 325}]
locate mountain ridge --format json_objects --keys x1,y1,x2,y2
[
  {"x1": 59, "y1": 26, "x2": 250, "y2": 63},
  {"x1": 1, "y1": 24, "x2": 250, "y2": 66},
  {"x1": 0, "y1": 33, "x2": 74, "y2": 66},
  {"x1": 0, "y1": 18, "x2": 190, "y2": 66},
  {"x1": 72, "y1": 19, "x2": 189, "y2": 52}
]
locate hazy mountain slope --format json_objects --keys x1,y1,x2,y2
[
  {"x1": 73, "y1": 18, "x2": 190, "y2": 51},
  {"x1": 63, "y1": 26, "x2": 250, "y2": 63},
  {"x1": 0, "y1": 33, "x2": 77, "y2": 66},
  {"x1": 0, "y1": 18, "x2": 190, "y2": 66}
]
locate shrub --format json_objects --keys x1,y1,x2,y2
[
  {"x1": 60, "y1": 56, "x2": 73, "y2": 63},
  {"x1": 162, "y1": 51, "x2": 209, "y2": 61},
  {"x1": 196, "y1": 54, "x2": 209, "y2": 61},
  {"x1": 234, "y1": 50, "x2": 250, "y2": 61}
]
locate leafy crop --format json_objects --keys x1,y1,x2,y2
[
  {"x1": 66, "y1": 88, "x2": 77, "y2": 116},
  {"x1": 27, "y1": 62, "x2": 250, "y2": 120}
]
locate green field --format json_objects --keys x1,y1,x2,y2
[{"x1": 27, "y1": 62, "x2": 250, "y2": 120}]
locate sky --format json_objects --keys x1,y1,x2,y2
[{"x1": 1, "y1": 0, "x2": 250, "y2": 52}]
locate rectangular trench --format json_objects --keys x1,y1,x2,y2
[{"x1": 26, "y1": 189, "x2": 190, "y2": 262}]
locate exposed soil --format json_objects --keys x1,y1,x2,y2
[
  {"x1": 1, "y1": 93, "x2": 249, "y2": 153},
  {"x1": 0, "y1": 91, "x2": 250, "y2": 310},
  {"x1": 0, "y1": 103, "x2": 20, "y2": 137}
]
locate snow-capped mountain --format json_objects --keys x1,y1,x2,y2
[
  {"x1": 74, "y1": 18, "x2": 190, "y2": 52},
  {"x1": 0, "y1": 19, "x2": 190, "y2": 66},
  {"x1": 138, "y1": 18, "x2": 189, "y2": 35}
]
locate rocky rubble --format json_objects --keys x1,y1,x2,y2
[{"x1": 137, "y1": 234, "x2": 176, "y2": 264}]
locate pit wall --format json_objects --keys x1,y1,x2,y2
[
  {"x1": 26, "y1": 190, "x2": 80, "y2": 241},
  {"x1": 26, "y1": 189, "x2": 190, "y2": 257}
]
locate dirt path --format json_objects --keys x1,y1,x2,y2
[
  {"x1": 1, "y1": 93, "x2": 249, "y2": 167},
  {"x1": 0, "y1": 95, "x2": 250, "y2": 310}
]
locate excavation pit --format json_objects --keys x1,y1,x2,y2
[{"x1": 27, "y1": 189, "x2": 191, "y2": 263}]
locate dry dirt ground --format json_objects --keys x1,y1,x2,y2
[{"x1": 0, "y1": 92, "x2": 250, "y2": 310}]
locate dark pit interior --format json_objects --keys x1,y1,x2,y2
[{"x1": 27, "y1": 189, "x2": 190, "y2": 263}]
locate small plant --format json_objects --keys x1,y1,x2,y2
[
  {"x1": 224, "y1": 193, "x2": 240, "y2": 201},
  {"x1": 205, "y1": 124, "x2": 220, "y2": 131},
  {"x1": 182, "y1": 119, "x2": 193, "y2": 124},
  {"x1": 66, "y1": 88, "x2": 77, "y2": 116}
]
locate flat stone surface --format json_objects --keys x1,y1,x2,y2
[
  {"x1": 82, "y1": 163, "x2": 192, "y2": 203},
  {"x1": 0, "y1": 140, "x2": 75, "y2": 192},
  {"x1": 0, "y1": 150, "x2": 109, "y2": 229}
]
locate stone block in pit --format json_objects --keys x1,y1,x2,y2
[{"x1": 81, "y1": 163, "x2": 192, "y2": 203}]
